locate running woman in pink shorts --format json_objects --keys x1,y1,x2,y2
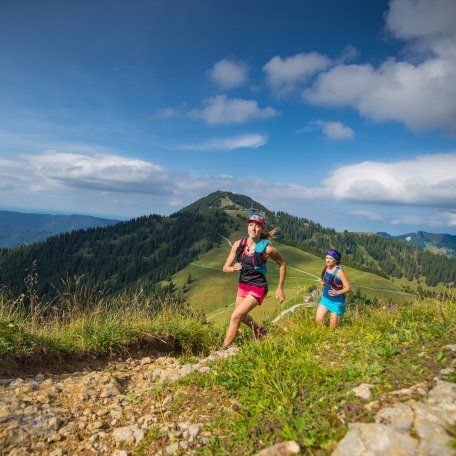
[{"x1": 221, "y1": 213, "x2": 286, "y2": 349}]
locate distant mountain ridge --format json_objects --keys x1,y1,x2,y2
[
  {"x1": 377, "y1": 231, "x2": 456, "y2": 258},
  {"x1": 0, "y1": 210, "x2": 119, "y2": 248}
]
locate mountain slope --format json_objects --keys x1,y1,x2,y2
[
  {"x1": 0, "y1": 210, "x2": 118, "y2": 248},
  {"x1": 397, "y1": 231, "x2": 456, "y2": 258}
]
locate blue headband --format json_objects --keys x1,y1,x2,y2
[{"x1": 326, "y1": 250, "x2": 340, "y2": 261}]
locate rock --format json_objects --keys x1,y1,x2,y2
[
  {"x1": 179, "y1": 440, "x2": 189, "y2": 450},
  {"x1": 140, "y1": 357, "x2": 152, "y2": 365},
  {"x1": 165, "y1": 442, "x2": 179, "y2": 454},
  {"x1": 440, "y1": 367, "x2": 454, "y2": 377},
  {"x1": 112, "y1": 451, "x2": 129, "y2": 456},
  {"x1": 254, "y1": 440, "x2": 300, "y2": 455},
  {"x1": 178, "y1": 364, "x2": 195, "y2": 376},
  {"x1": 445, "y1": 344, "x2": 456, "y2": 352},
  {"x1": 188, "y1": 424, "x2": 200, "y2": 436},
  {"x1": 332, "y1": 423, "x2": 418, "y2": 456},
  {"x1": 352, "y1": 384, "x2": 374, "y2": 400},
  {"x1": 375, "y1": 402, "x2": 415, "y2": 433},
  {"x1": 112, "y1": 426, "x2": 145, "y2": 445}
]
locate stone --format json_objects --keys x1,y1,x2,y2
[
  {"x1": 445, "y1": 344, "x2": 456, "y2": 352},
  {"x1": 332, "y1": 423, "x2": 418, "y2": 456},
  {"x1": 165, "y1": 442, "x2": 179, "y2": 454},
  {"x1": 178, "y1": 364, "x2": 194, "y2": 376},
  {"x1": 352, "y1": 383, "x2": 374, "y2": 400},
  {"x1": 112, "y1": 451, "x2": 129, "y2": 456},
  {"x1": 140, "y1": 357, "x2": 152, "y2": 365},
  {"x1": 188, "y1": 424, "x2": 200, "y2": 436},
  {"x1": 112, "y1": 426, "x2": 145, "y2": 445},
  {"x1": 375, "y1": 402, "x2": 415, "y2": 433},
  {"x1": 254, "y1": 440, "x2": 300, "y2": 455}
]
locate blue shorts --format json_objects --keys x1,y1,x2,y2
[{"x1": 320, "y1": 296, "x2": 346, "y2": 316}]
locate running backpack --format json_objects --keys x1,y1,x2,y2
[
  {"x1": 235, "y1": 237, "x2": 269, "y2": 275},
  {"x1": 321, "y1": 266, "x2": 344, "y2": 290}
]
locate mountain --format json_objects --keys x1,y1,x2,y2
[
  {"x1": 398, "y1": 231, "x2": 456, "y2": 258},
  {"x1": 377, "y1": 230, "x2": 456, "y2": 258},
  {"x1": 0, "y1": 210, "x2": 119, "y2": 248},
  {"x1": 0, "y1": 191, "x2": 455, "y2": 301}
]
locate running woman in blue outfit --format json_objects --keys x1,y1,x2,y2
[{"x1": 316, "y1": 249, "x2": 351, "y2": 328}]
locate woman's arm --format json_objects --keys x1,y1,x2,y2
[
  {"x1": 267, "y1": 245, "x2": 286, "y2": 302},
  {"x1": 329, "y1": 269, "x2": 351, "y2": 296},
  {"x1": 223, "y1": 240, "x2": 242, "y2": 273}
]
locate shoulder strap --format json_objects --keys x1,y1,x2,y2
[
  {"x1": 321, "y1": 266, "x2": 327, "y2": 281},
  {"x1": 254, "y1": 239, "x2": 269, "y2": 254}
]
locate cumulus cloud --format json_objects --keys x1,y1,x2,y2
[
  {"x1": 208, "y1": 58, "x2": 248, "y2": 90},
  {"x1": 309, "y1": 120, "x2": 355, "y2": 140},
  {"x1": 303, "y1": 0, "x2": 456, "y2": 133},
  {"x1": 325, "y1": 152, "x2": 456, "y2": 207},
  {"x1": 176, "y1": 134, "x2": 267, "y2": 151},
  {"x1": 263, "y1": 52, "x2": 331, "y2": 96},
  {"x1": 188, "y1": 95, "x2": 278, "y2": 125}
]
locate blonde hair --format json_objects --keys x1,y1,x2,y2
[{"x1": 261, "y1": 226, "x2": 279, "y2": 241}]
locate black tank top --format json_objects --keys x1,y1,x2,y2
[{"x1": 239, "y1": 248, "x2": 268, "y2": 288}]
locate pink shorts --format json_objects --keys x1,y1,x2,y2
[{"x1": 237, "y1": 283, "x2": 268, "y2": 304}]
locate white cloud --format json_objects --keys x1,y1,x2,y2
[
  {"x1": 311, "y1": 120, "x2": 355, "y2": 140},
  {"x1": 176, "y1": 134, "x2": 267, "y2": 151},
  {"x1": 263, "y1": 52, "x2": 331, "y2": 96},
  {"x1": 303, "y1": 0, "x2": 456, "y2": 133},
  {"x1": 189, "y1": 95, "x2": 278, "y2": 125},
  {"x1": 325, "y1": 152, "x2": 456, "y2": 207},
  {"x1": 149, "y1": 105, "x2": 185, "y2": 120},
  {"x1": 209, "y1": 58, "x2": 248, "y2": 90}
]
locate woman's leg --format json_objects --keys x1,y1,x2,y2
[
  {"x1": 234, "y1": 295, "x2": 258, "y2": 328},
  {"x1": 329, "y1": 313, "x2": 341, "y2": 329},
  {"x1": 315, "y1": 304, "x2": 329, "y2": 324},
  {"x1": 222, "y1": 295, "x2": 259, "y2": 349}
]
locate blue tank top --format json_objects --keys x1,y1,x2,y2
[{"x1": 322, "y1": 267, "x2": 345, "y2": 303}]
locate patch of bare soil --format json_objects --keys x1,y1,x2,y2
[{"x1": 0, "y1": 335, "x2": 178, "y2": 379}]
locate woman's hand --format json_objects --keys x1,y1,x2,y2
[
  {"x1": 275, "y1": 287, "x2": 285, "y2": 303},
  {"x1": 231, "y1": 262, "x2": 242, "y2": 272},
  {"x1": 328, "y1": 289, "x2": 339, "y2": 296}
]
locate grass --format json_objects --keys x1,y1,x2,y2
[
  {"x1": 0, "y1": 277, "x2": 220, "y2": 359},
  {"x1": 182, "y1": 294, "x2": 456, "y2": 455},
  {"x1": 1, "y1": 268, "x2": 454, "y2": 455}
]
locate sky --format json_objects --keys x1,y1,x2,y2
[{"x1": 0, "y1": 0, "x2": 455, "y2": 235}]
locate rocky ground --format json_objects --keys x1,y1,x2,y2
[
  {"x1": 0, "y1": 344, "x2": 455, "y2": 455},
  {"x1": 333, "y1": 344, "x2": 456, "y2": 456},
  {"x1": 0, "y1": 347, "x2": 239, "y2": 455}
]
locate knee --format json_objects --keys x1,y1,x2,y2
[{"x1": 230, "y1": 311, "x2": 244, "y2": 324}]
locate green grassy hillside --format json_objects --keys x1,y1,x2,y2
[{"x1": 173, "y1": 236, "x2": 417, "y2": 326}]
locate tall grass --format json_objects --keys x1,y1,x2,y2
[{"x1": 0, "y1": 276, "x2": 219, "y2": 359}]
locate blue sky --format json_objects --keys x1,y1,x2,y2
[{"x1": 1, "y1": 0, "x2": 455, "y2": 234}]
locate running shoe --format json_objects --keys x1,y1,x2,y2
[{"x1": 253, "y1": 325, "x2": 268, "y2": 339}]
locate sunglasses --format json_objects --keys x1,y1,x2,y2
[{"x1": 248, "y1": 214, "x2": 264, "y2": 222}]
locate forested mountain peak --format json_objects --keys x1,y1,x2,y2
[{"x1": 178, "y1": 191, "x2": 269, "y2": 215}]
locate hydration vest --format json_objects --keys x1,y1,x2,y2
[
  {"x1": 321, "y1": 266, "x2": 344, "y2": 290},
  {"x1": 235, "y1": 237, "x2": 269, "y2": 275}
]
